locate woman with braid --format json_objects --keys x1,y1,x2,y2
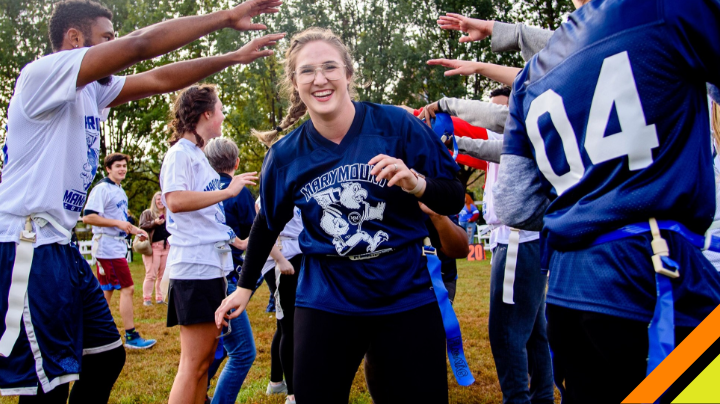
[
  {"x1": 160, "y1": 84, "x2": 258, "y2": 404},
  {"x1": 215, "y1": 28, "x2": 464, "y2": 403}
]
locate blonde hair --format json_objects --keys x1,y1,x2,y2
[
  {"x1": 252, "y1": 27, "x2": 358, "y2": 147},
  {"x1": 149, "y1": 191, "x2": 164, "y2": 219},
  {"x1": 712, "y1": 101, "x2": 720, "y2": 152}
]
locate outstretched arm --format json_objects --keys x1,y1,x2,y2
[
  {"x1": 426, "y1": 59, "x2": 521, "y2": 87},
  {"x1": 438, "y1": 13, "x2": 553, "y2": 62},
  {"x1": 77, "y1": 0, "x2": 282, "y2": 88},
  {"x1": 108, "y1": 33, "x2": 284, "y2": 107}
]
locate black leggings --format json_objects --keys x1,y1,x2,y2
[
  {"x1": 547, "y1": 304, "x2": 693, "y2": 404},
  {"x1": 268, "y1": 255, "x2": 302, "y2": 394},
  {"x1": 19, "y1": 345, "x2": 126, "y2": 404},
  {"x1": 294, "y1": 302, "x2": 448, "y2": 404}
]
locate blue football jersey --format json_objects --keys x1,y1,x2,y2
[
  {"x1": 261, "y1": 101, "x2": 460, "y2": 315},
  {"x1": 503, "y1": 0, "x2": 720, "y2": 252}
]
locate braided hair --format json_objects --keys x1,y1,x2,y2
[
  {"x1": 252, "y1": 27, "x2": 358, "y2": 147},
  {"x1": 169, "y1": 84, "x2": 218, "y2": 148}
]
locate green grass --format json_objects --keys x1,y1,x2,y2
[{"x1": 1, "y1": 254, "x2": 560, "y2": 404}]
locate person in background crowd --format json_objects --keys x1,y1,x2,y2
[
  {"x1": 256, "y1": 198, "x2": 304, "y2": 404},
  {"x1": 706, "y1": 95, "x2": 720, "y2": 271},
  {"x1": 459, "y1": 193, "x2": 480, "y2": 244},
  {"x1": 83, "y1": 153, "x2": 156, "y2": 349},
  {"x1": 203, "y1": 137, "x2": 257, "y2": 404},
  {"x1": 140, "y1": 191, "x2": 171, "y2": 304}
]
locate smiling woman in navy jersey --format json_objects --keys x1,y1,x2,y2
[{"x1": 215, "y1": 28, "x2": 465, "y2": 404}]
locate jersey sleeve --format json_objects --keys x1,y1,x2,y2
[
  {"x1": 19, "y1": 48, "x2": 89, "y2": 120},
  {"x1": 93, "y1": 76, "x2": 126, "y2": 111},
  {"x1": 665, "y1": 0, "x2": 720, "y2": 86},
  {"x1": 501, "y1": 88, "x2": 535, "y2": 158},
  {"x1": 260, "y1": 149, "x2": 295, "y2": 232},
  {"x1": 402, "y1": 111, "x2": 461, "y2": 179},
  {"x1": 161, "y1": 149, "x2": 193, "y2": 194},
  {"x1": 84, "y1": 184, "x2": 107, "y2": 215}
]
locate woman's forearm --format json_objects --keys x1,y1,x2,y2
[{"x1": 164, "y1": 189, "x2": 231, "y2": 213}]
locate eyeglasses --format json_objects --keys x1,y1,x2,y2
[{"x1": 293, "y1": 63, "x2": 347, "y2": 84}]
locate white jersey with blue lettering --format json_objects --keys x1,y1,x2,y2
[
  {"x1": 0, "y1": 48, "x2": 125, "y2": 247},
  {"x1": 160, "y1": 138, "x2": 235, "y2": 279},
  {"x1": 84, "y1": 178, "x2": 129, "y2": 259}
]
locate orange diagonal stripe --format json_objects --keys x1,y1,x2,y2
[{"x1": 622, "y1": 304, "x2": 720, "y2": 403}]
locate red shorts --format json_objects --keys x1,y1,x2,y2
[{"x1": 96, "y1": 258, "x2": 134, "y2": 290}]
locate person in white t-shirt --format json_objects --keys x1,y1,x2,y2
[
  {"x1": 83, "y1": 153, "x2": 156, "y2": 350},
  {"x1": 0, "y1": 0, "x2": 283, "y2": 401},
  {"x1": 160, "y1": 84, "x2": 257, "y2": 404}
]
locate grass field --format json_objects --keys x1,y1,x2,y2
[{"x1": 1, "y1": 254, "x2": 560, "y2": 404}]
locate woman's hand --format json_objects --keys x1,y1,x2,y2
[
  {"x1": 437, "y1": 13, "x2": 494, "y2": 43},
  {"x1": 368, "y1": 155, "x2": 422, "y2": 194},
  {"x1": 276, "y1": 257, "x2": 295, "y2": 275},
  {"x1": 226, "y1": 172, "x2": 259, "y2": 197},
  {"x1": 427, "y1": 59, "x2": 483, "y2": 77},
  {"x1": 154, "y1": 217, "x2": 165, "y2": 225},
  {"x1": 215, "y1": 287, "x2": 253, "y2": 328},
  {"x1": 233, "y1": 33, "x2": 286, "y2": 65}
]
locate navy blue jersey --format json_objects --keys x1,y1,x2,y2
[
  {"x1": 502, "y1": 0, "x2": 720, "y2": 323},
  {"x1": 261, "y1": 101, "x2": 460, "y2": 315},
  {"x1": 503, "y1": 0, "x2": 720, "y2": 252}
]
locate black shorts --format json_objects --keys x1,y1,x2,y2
[{"x1": 167, "y1": 277, "x2": 226, "y2": 327}]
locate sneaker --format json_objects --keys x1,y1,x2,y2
[
  {"x1": 266, "y1": 380, "x2": 288, "y2": 395},
  {"x1": 285, "y1": 397, "x2": 296, "y2": 404},
  {"x1": 124, "y1": 331, "x2": 156, "y2": 349},
  {"x1": 156, "y1": 300, "x2": 167, "y2": 305},
  {"x1": 143, "y1": 300, "x2": 153, "y2": 306}
]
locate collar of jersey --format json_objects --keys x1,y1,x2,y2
[
  {"x1": 100, "y1": 177, "x2": 121, "y2": 187},
  {"x1": 306, "y1": 101, "x2": 366, "y2": 154}
]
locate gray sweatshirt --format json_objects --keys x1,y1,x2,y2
[{"x1": 491, "y1": 22, "x2": 555, "y2": 62}]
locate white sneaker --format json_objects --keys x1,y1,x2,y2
[{"x1": 266, "y1": 380, "x2": 288, "y2": 395}]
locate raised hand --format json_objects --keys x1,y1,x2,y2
[
  {"x1": 427, "y1": 59, "x2": 481, "y2": 77},
  {"x1": 437, "y1": 13, "x2": 494, "y2": 43},
  {"x1": 234, "y1": 33, "x2": 286, "y2": 64},
  {"x1": 227, "y1": 0, "x2": 283, "y2": 31},
  {"x1": 226, "y1": 172, "x2": 259, "y2": 197}
]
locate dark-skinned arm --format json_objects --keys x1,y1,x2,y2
[
  {"x1": 108, "y1": 33, "x2": 284, "y2": 107},
  {"x1": 421, "y1": 203, "x2": 470, "y2": 258},
  {"x1": 77, "y1": 0, "x2": 282, "y2": 88}
]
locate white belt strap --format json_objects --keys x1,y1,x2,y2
[
  {"x1": 274, "y1": 266, "x2": 284, "y2": 320},
  {"x1": 502, "y1": 228, "x2": 521, "y2": 305},
  {"x1": 0, "y1": 219, "x2": 35, "y2": 357},
  {"x1": 0, "y1": 214, "x2": 72, "y2": 357}
]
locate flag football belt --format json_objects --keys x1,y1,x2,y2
[
  {"x1": 590, "y1": 218, "x2": 720, "y2": 376},
  {"x1": 423, "y1": 238, "x2": 475, "y2": 386},
  {"x1": 326, "y1": 247, "x2": 396, "y2": 261},
  {"x1": 0, "y1": 214, "x2": 71, "y2": 357}
]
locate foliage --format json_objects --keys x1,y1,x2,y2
[{"x1": 0, "y1": 0, "x2": 573, "y2": 213}]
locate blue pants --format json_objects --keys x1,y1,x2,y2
[
  {"x1": 489, "y1": 241, "x2": 554, "y2": 404},
  {"x1": 210, "y1": 281, "x2": 256, "y2": 404}
]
